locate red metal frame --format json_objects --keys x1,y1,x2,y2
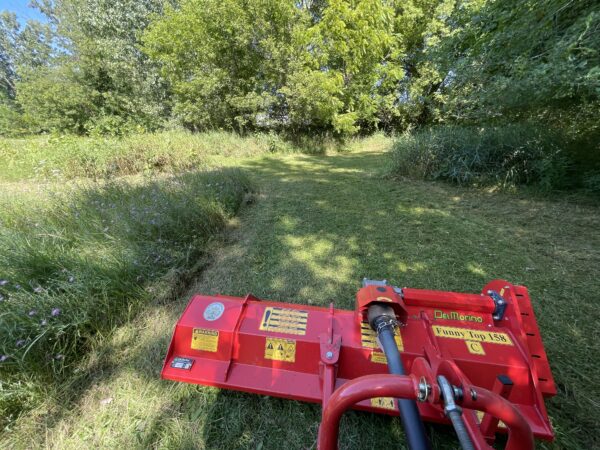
[
  {"x1": 317, "y1": 374, "x2": 534, "y2": 450},
  {"x1": 161, "y1": 280, "x2": 556, "y2": 449}
]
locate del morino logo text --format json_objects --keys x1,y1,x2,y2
[{"x1": 434, "y1": 310, "x2": 483, "y2": 323}]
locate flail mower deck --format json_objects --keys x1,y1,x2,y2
[{"x1": 162, "y1": 279, "x2": 556, "y2": 449}]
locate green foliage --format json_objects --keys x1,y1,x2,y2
[
  {"x1": 16, "y1": 65, "x2": 97, "y2": 134},
  {"x1": 390, "y1": 124, "x2": 571, "y2": 188},
  {"x1": 583, "y1": 172, "x2": 600, "y2": 194},
  {"x1": 0, "y1": 98, "x2": 27, "y2": 137},
  {"x1": 0, "y1": 12, "x2": 19, "y2": 100},
  {"x1": 435, "y1": 0, "x2": 600, "y2": 144},
  {"x1": 280, "y1": 70, "x2": 344, "y2": 132},
  {"x1": 143, "y1": 0, "x2": 450, "y2": 134},
  {"x1": 0, "y1": 11, "x2": 54, "y2": 100},
  {"x1": 0, "y1": 10, "x2": 56, "y2": 135},
  {"x1": 299, "y1": 0, "x2": 401, "y2": 133},
  {"x1": 0, "y1": 168, "x2": 252, "y2": 424},
  {"x1": 144, "y1": 0, "x2": 303, "y2": 132},
  {"x1": 1, "y1": 0, "x2": 170, "y2": 135},
  {"x1": 1, "y1": 0, "x2": 598, "y2": 177},
  {"x1": 0, "y1": 131, "x2": 296, "y2": 182}
]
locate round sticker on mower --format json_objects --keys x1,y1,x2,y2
[{"x1": 203, "y1": 302, "x2": 225, "y2": 321}]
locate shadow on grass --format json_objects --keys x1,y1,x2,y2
[
  {"x1": 8, "y1": 149, "x2": 599, "y2": 449},
  {"x1": 182, "y1": 152, "x2": 599, "y2": 449}
]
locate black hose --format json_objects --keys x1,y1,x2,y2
[
  {"x1": 447, "y1": 411, "x2": 475, "y2": 450},
  {"x1": 378, "y1": 326, "x2": 431, "y2": 450}
]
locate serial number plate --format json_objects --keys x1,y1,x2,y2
[{"x1": 171, "y1": 357, "x2": 194, "y2": 370}]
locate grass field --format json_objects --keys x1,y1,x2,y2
[{"x1": 1, "y1": 133, "x2": 599, "y2": 449}]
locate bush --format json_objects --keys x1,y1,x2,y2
[
  {"x1": 389, "y1": 124, "x2": 571, "y2": 189},
  {"x1": 0, "y1": 168, "x2": 252, "y2": 424},
  {"x1": 583, "y1": 172, "x2": 600, "y2": 194},
  {"x1": 0, "y1": 103, "x2": 28, "y2": 138}
]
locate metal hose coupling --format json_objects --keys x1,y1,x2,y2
[
  {"x1": 367, "y1": 303, "x2": 398, "y2": 333},
  {"x1": 438, "y1": 375, "x2": 461, "y2": 415}
]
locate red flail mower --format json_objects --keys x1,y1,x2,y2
[{"x1": 162, "y1": 279, "x2": 556, "y2": 450}]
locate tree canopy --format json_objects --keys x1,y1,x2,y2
[{"x1": 0, "y1": 0, "x2": 598, "y2": 154}]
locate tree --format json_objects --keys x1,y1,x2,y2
[
  {"x1": 144, "y1": 0, "x2": 456, "y2": 135},
  {"x1": 434, "y1": 0, "x2": 599, "y2": 141},
  {"x1": 144, "y1": 0, "x2": 304, "y2": 132},
  {"x1": 0, "y1": 11, "x2": 55, "y2": 135},
  {"x1": 10, "y1": 0, "x2": 171, "y2": 135},
  {"x1": 291, "y1": 0, "x2": 403, "y2": 134}
]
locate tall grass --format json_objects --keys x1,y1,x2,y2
[
  {"x1": 389, "y1": 124, "x2": 571, "y2": 189},
  {"x1": 0, "y1": 131, "x2": 290, "y2": 181},
  {"x1": 0, "y1": 130, "x2": 363, "y2": 182},
  {"x1": 0, "y1": 168, "x2": 252, "y2": 425}
]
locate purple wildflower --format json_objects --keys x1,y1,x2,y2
[
  {"x1": 0, "y1": 279, "x2": 8, "y2": 286},
  {"x1": 0, "y1": 355, "x2": 8, "y2": 362},
  {"x1": 28, "y1": 309, "x2": 37, "y2": 317},
  {"x1": 16, "y1": 339, "x2": 25, "y2": 348},
  {"x1": 51, "y1": 308, "x2": 61, "y2": 317}
]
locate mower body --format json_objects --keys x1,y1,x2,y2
[{"x1": 161, "y1": 279, "x2": 556, "y2": 445}]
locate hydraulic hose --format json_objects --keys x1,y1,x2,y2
[{"x1": 373, "y1": 312, "x2": 430, "y2": 450}]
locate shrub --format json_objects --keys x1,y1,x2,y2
[
  {"x1": 389, "y1": 124, "x2": 571, "y2": 189},
  {"x1": 0, "y1": 168, "x2": 252, "y2": 424},
  {"x1": 583, "y1": 172, "x2": 600, "y2": 194}
]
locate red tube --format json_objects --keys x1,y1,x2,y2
[
  {"x1": 462, "y1": 387, "x2": 534, "y2": 450},
  {"x1": 317, "y1": 374, "x2": 419, "y2": 450}
]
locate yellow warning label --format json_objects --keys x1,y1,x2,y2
[
  {"x1": 475, "y1": 410, "x2": 506, "y2": 428},
  {"x1": 466, "y1": 340, "x2": 486, "y2": 355},
  {"x1": 432, "y1": 325, "x2": 513, "y2": 346},
  {"x1": 371, "y1": 397, "x2": 396, "y2": 410},
  {"x1": 264, "y1": 337, "x2": 296, "y2": 362},
  {"x1": 361, "y1": 322, "x2": 403, "y2": 351},
  {"x1": 371, "y1": 352, "x2": 388, "y2": 364},
  {"x1": 259, "y1": 307, "x2": 308, "y2": 336},
  {"x1": 191, "y1": 328, "x2": 219, "y2": 352}
]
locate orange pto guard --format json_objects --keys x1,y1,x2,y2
[{"x1": 161, "y1": 279, "x2": 555, "y2": 450}]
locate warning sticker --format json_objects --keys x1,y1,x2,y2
[
  {"x1": 371, "y1": 397, "x2": 396, "y2": 411},
  {"x1": 260, "y1": 307, "x2": 308, "y2": 336},
  {"x1": 371, "y1": 352, "x2": 388, "y2": 364},
  {"x1": 361, "y1": 322, "x2": 404, "y2": 351},
  {"x1": 191, "y1": 328, "x2": 219, "y2": 352},
  {"x1": 466, "y1": 340, "x2": 486, "y2": 355},
  {"x1": 264, "y1": 337, "x2": 296, "y2": 362},
  {"x1": 432, "y1": 325, "x2": 513, "y2": 346},
  {"x1": 475, "y1": 410, "x2": 506, "y2": 428}
]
